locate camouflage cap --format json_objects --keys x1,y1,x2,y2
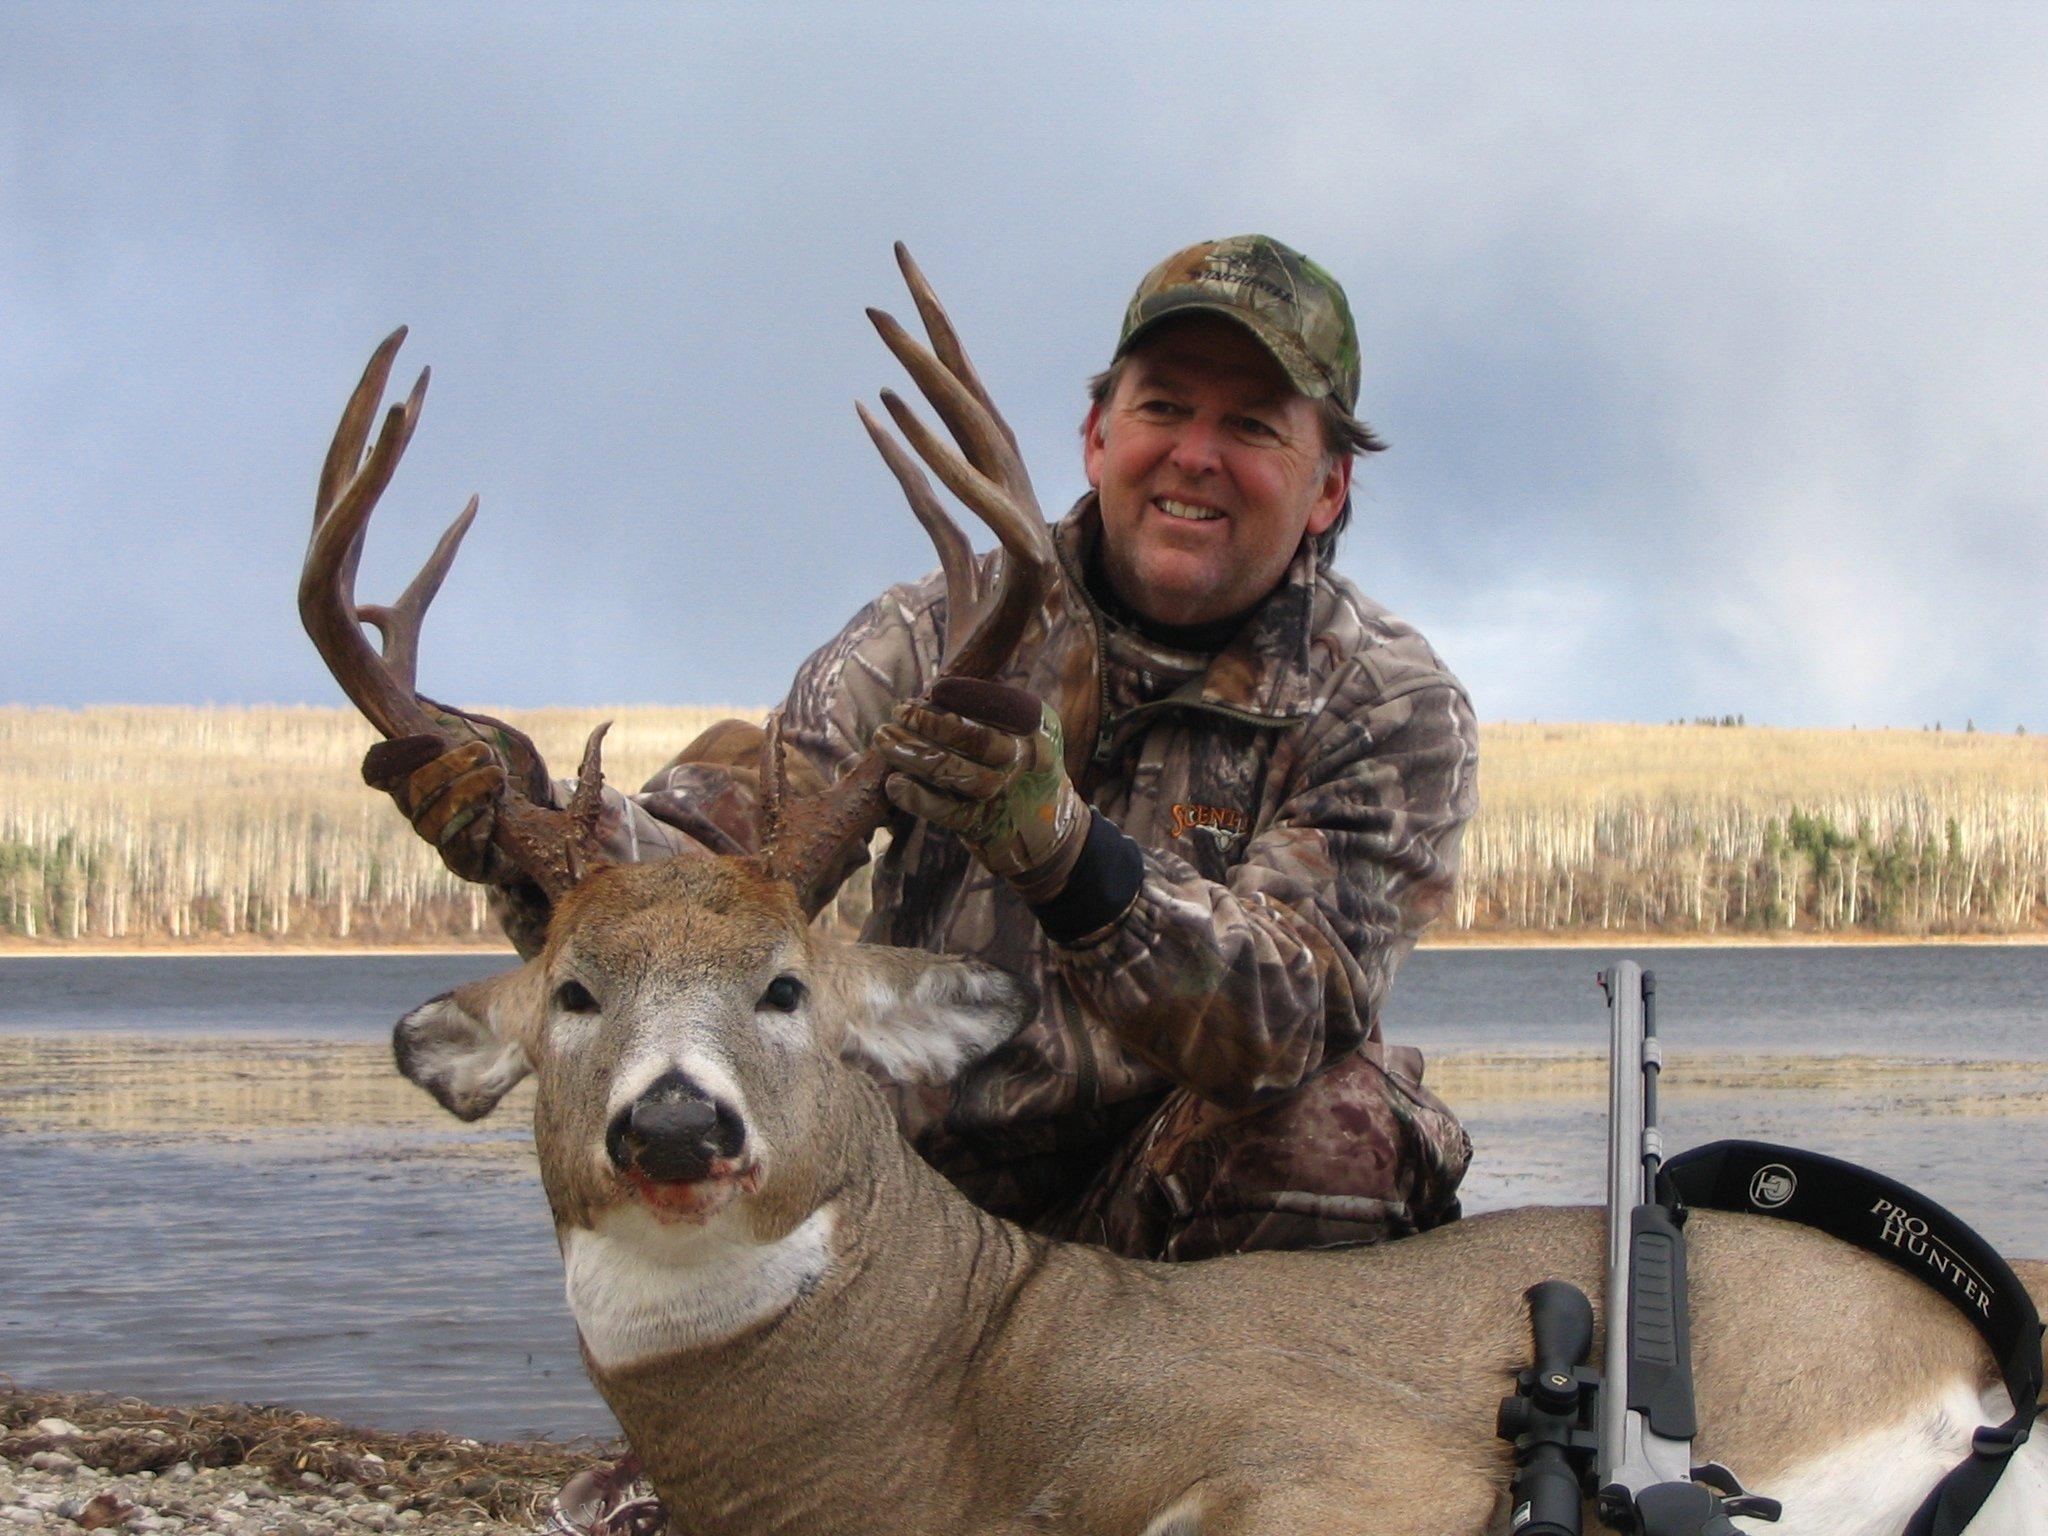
[{"x1": 1114, "y1": 235, "x2": 1361, "y2": 410}]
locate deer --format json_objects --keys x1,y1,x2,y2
[{"x1": 301, "y1": 250, "x2": 2048, "y2": 1536}]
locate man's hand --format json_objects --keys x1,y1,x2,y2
[
  {"x1": 361, "y1": 706, "x2": 558, "y2": 885},
  {"x1": 873, "y1": 678, "x2": 1092, "y2": 905},
  {"x1": 362, "y1": 735, "x2": 515, "y2": 884}
]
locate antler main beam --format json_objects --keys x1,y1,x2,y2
[
  {"x1": 761, "y1": 245, "x2": 1067, "y2": 914},
  {"x1": 302, "y1": 329, "x2": 615, "y2": 903},
  {"x1": 303, "y1": 327, "x2": 475, "y2": 743}
]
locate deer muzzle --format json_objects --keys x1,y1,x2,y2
[{"x1": 606, "y1": 1071, "x2": 748, "y2": 1185}]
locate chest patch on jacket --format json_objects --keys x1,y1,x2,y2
[{"x1": 1168, "y1": 802, "x2": 1250, "y2": 846}]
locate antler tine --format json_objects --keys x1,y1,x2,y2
[
  {"x1": 854, "y1": 402, "x2": 983, "y2": 657},
  {"x1": 317, "y1": 327, "x2": 406, "y2": 522},
  {"x1": 302, "y1": 349, "x2": 443, "y2": 743},
  {"x1": 358, "y1": 494, "x2": 480, "y2": 692},
  {"x1": 891, "y1": 242, "x2": 1023, "y2": 464},
  {"x1": 321, "y1": 330, "x2": 416, "y2": 608},
  {"x1": 759, "y1": 711, "x2": 790, "y2": 854},
  {"x1": 565, "y1": 721, "x2": 611, "y2": 826},
  {"x1": 485, "y1": 715, "x2": 619, "y2": 904},
  {"x1": 873, "y1": 387, "x2": 1054, "y2": 680},
  {"x1": 866, "y1": 307, "x2": 1029, "y2": 500}
]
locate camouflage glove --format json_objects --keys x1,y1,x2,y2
[
  {"x1": 873, "y1": 678, "x2": 1092, "y2": 906},
  {"x1": 361, "y1": 709, "x2": 553, "y2": 887}
]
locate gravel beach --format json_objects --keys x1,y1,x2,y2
[{"x1": 0, "y1": 1392, "x2": 614, "y2": 1536}]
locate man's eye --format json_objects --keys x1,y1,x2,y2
[
  {"x1": 1232, "y1": 415, "x2": 1280, "y2": 439},
  {"x1": 759, "y1": 975, "x2": 805, "y2": 1013},
  {"x1": 1134, "y1": 398, "x2": 1185, "y2": 420},
  {"x1": 554, "y1": 980, "x2": 599, "y2": 1014}
]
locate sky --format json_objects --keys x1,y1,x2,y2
[{"x1": 4, "y1": 3, "x2": 2045, "y2": 730}]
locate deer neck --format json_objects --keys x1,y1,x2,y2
[{"x1": 569, "y1": 1078, "x2": 1056, "y2": 1529}]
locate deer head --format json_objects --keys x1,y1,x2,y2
[
  {"x1": 392, "y1": 855, "x2": 1033, "y2": 1243},
  {"x1": 302, "y1": 246, "x2": 1070, "y2": 1280}
]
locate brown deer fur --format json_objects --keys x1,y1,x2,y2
[{"x1": 394, "y1": 859, "x2": 2048, "y2": 1535}]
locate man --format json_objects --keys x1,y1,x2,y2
[{"x1": 374, "y1": 236, "x2": 1478, "y2": 1263}]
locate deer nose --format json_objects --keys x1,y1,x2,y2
[{"x1": 606, "y1": 1071, "x2": 746, "y2": 1183}]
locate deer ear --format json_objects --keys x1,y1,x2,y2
[
  {"x1": 394, "y1": 966, "x2": 542, "y2": 1120},
  {"x1": 822, "y1": 946, "x2": 1036, "y2": 1085}
]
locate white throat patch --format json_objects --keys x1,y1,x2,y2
[{"x1": 563, "y1": 1202, "x2": 835, "y2": 1371}]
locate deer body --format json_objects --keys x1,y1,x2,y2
[
  {"x1": 566, "y1": 1056, "x2": 2045, "y2": 1536},
  {"x1": 388, "y1": 859, "x2": 2045, "y2": 1536}
]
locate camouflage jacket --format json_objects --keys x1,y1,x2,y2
[{"x1": 504, "y1": 497, "x2": 1478, "y2": 1187}]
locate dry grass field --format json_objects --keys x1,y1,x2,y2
[
  {"x1": 1465, "y1": 721, "x2": 2046, "y2": 935},
  {"x1": 0, "y1": 705, "x2": 747, "y2": 944},
  {"x1": 1, "y1": 707, "x2": 2041, "y2": 944}
]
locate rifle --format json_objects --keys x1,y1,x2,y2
[
  {"x1": 1495, "y1": 963, "x2": 1779, "y2": 1535},
  {"x1": 1593, "y1": 961, "x2": 1778, "y2": 1534}
]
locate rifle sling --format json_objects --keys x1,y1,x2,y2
[{"x1": 1661, "y1": 1140, "x2": 2045, "y2": 1536}]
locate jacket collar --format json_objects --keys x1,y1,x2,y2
[{"x1": 1052, "y1": 495, "x2": 1321, "y2": 724}]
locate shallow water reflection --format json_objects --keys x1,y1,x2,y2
[{"x1": 3, "y1": 947, "x2": 2044, "y2": 1440}]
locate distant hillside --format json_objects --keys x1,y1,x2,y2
[{"x1": 1, "y1": 707, "x2": 2041, "y2": 946}]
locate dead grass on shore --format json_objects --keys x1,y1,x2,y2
[
  {"x1": 3, "y1": 708, "x2": 2043, "y2": 945},
  {"x1": 0, "y1": 1387, "x2": 614, "y2": 1522}
]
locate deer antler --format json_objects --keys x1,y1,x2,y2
[
  {"x1": 760, "y1": 245, "x2": 1073, "y2": 915},
  {"x1": 302, "y1": 328, "x2": 616, "y2": 902}
]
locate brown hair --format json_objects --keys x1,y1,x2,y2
[{"x1": 1084, "y1": 360, "x2": 1384, "y2": 562}]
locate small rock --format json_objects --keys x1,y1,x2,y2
[
  {"x1": 0, "y1": 1509, "x2": 43, "y2": 1528},
  {"x1": 391, "y1": 1516, "x2": 421, "y2": 1530},
  {"x1": 31, "y1": 1420, "x2": 83, "y2": 1441},
  {"x1": 161, "y1": 1470, "x2": 193, "y2": 1488},
  {"x1": 74, "y1": 1493, "x2": 135, "y2": 1531},
  {"x1": 25, "y1": 1457, "x2": 78, "y2": 1477}
]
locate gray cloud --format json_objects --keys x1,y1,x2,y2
[{"x1": 3, "y1": 3, "x2": 2043, "y2": 732}]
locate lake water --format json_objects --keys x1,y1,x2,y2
[{"x1": 1, "y1": 945, "x2": 2043, "y2": 1442}]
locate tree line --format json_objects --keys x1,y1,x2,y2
[{"x1": 1, "y1": 709, "x2": 2040, "y2": 944}]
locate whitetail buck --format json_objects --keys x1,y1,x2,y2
[{"x1": 304, "y1": 251, "x2": 2047, "y2": 1535}]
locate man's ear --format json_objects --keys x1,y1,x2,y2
[
  {"x1": 1081, "y1": 399, "x2": 1108, "y2": 489},
  {"x1": 1305, "y1": 448, "x2": 1351, "y2": 537},
  {"x1": 815, "y1": 945, "x2": 1035, "y2": 1085},
  {"x1": 393, "y1": 964, "x2": 544, "y2": 1120}
]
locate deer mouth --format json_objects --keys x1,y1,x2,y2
[{"x1": 621, "y1": 1159, "x2": 763, "y2": 1223}]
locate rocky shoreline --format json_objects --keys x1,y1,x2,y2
[{"x1": 0, "y1": 1391, "x2": 614, "y2": 1536}]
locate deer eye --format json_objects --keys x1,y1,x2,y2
[
  {"x1": 759, "y1": 975, "x2": 805, "y2": 1013},
  {"x1": 554, "y1": 979, "x2": 599, "y2": 1014}
]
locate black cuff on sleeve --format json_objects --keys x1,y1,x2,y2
[{"x1": 1029, "y1": 810, "x2": 1145, "y2": 945}]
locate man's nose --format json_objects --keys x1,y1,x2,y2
[
  {"x1": 1166, "y1": 413, "x2": 1225, "y2": 477},
  {"x1": 606, "y1": 1070, "x2": 747, "y2": 1182}
]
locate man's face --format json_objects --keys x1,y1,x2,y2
[{"x1": 1083, "y1": 315, "x2": 1350, "y2": 629}]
